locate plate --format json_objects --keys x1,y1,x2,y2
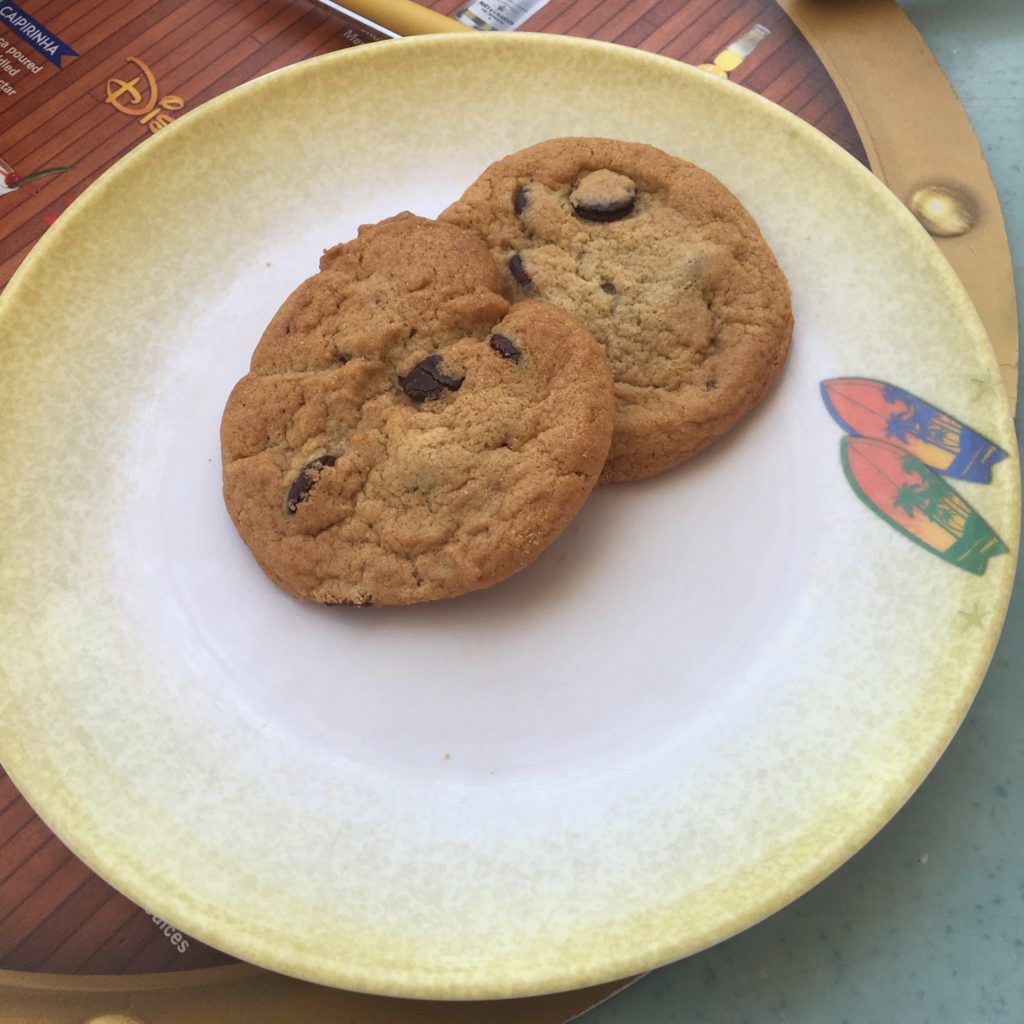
[{"x1": 0, "y1": 33, "x2": 1018, "y2": 999}]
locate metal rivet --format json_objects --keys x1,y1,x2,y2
[{"x1": 908, "y1": 184, "x2": 978, "y2": 238}]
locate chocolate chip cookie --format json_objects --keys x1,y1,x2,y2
[
  {"x1": 221, "y1": 215, "x2": 615, "y2": 605},
  {"x1": 249, "y1": 212, "x2": 510, "y2": 374},
  {"x1": 440, "y1": 138, "x2": 793, "y2": 482}
]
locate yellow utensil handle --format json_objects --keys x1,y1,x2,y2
[{"x1": 333, "y1": 0, "x2": 473, "y2": 35}]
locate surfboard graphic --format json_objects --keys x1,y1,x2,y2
[
  {"x1": 841, "y1": 437, "x2": 1008, "y2": 575},
  {"x1": 821, "y1": 378, "x2": 1007, "y2": 483}
]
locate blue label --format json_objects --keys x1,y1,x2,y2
[{"x1": 0, "y1": 2, "x2": 77, "y2": 68}]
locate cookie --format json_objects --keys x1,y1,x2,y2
[
  {"x1": 440, "y1": 137, "x2": 794, "y2": 482},
  {"x1": 250, "y1": 212, "x2": 509, "y2": 374},
  {"x1": 221, "y1": 215, "x2": 615, "y2": 605}
]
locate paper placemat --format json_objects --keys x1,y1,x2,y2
[{"x1": 0, "y1": 1, "x2": 1016, "y2": 1020}]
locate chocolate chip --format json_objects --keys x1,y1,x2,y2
[
  {"x1": 570, "y1": 169, "x2": 636, "y2": 222},
  {"x1": 601, "y1": 281, "x2": 617, "y2": 295},
  {"x1": 514, "y1": 186, "x2": 529, "y2": 215},
  {"x1": 285, "y1": 454, "x2": 337, "y2": 514},
  {"x1": 488, "y1": 333, "x2": 522, "y2": 363},
  {"x1": 573, "y1": 194, "x2": 635, "y2": 222},
  {"x1": 703, "y1": 379, "x2": 717, "y2": 391},
  {"x1": 400, "y1": 354, "x2": 464, "y2": 402},
  {"x1": 509, "y1": 252, "x2": 532, "y2": 287}
]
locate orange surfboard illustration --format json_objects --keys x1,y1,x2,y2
[
  {"x1": 822, "y1": 378, "x2": 1007, "y2": 483},
  {"x1": 841, "y1": 437, "x2": 1008, "y2": 575}
]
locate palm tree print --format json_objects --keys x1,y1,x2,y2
[
  {"x1": 884, "y1": 402, "x2": 961, "y2": 452},
  {"x1": 831, "y1": 388, "x2": 1011, "y2": 575},
  {"x1": 893, "y1": 454, "x2": 971, "y2": 538},
  {"x1": 826, "y1": 379, "x2": 1008, "y2": 483},
  {"x1": 892, "y1": 481, "x2": 927, "y2": 517}
]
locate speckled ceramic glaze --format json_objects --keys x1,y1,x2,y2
[{"x1": 0, "y1": 33, "x2": 1017, "y2": 1000}]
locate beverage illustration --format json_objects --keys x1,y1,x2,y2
[
  {"x1": 697, "y1": 24, "x2": 771, "y2": 78},
  {"x1": 1, "y1": 157, "x2": 73, "y2": 196},
  {"x1": 455, "y1": 0, "x2": 551, "y2": 31}
]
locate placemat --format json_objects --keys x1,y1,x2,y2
[{"x1": 0, "y1": 1, "x2": 1016, "y2": 1020}]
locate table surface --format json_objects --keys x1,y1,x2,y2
[
  {"x1": 0, "y1": 3, "x2": 1018, "y2": 1020},
  {"x1": 580, "y1": 2, "x2": 1024, "y2": 1022}
]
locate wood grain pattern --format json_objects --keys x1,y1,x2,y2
[
  {"x1": 0, "y1": 0, "x2": 386, "y2": 284},
  {"x1": 0, "y1": 768, "x2": 234, "y2": 973},
  {"x1": 427, "y1": 0, "x2": 865, "y2": 161},
  {"x1": 0, "y1": 0, "x2": 867, "y2": 976}
]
